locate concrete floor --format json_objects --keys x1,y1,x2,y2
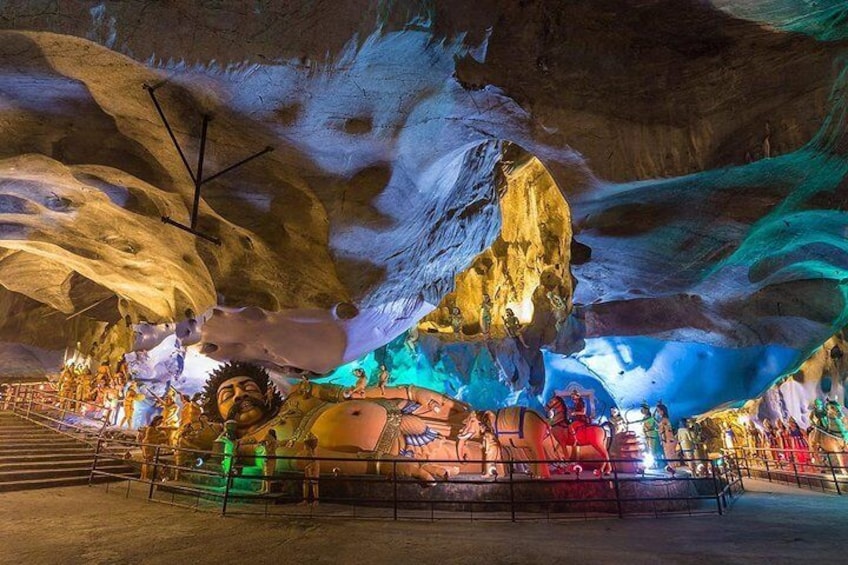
[{"x1": 0, "y1": 478, "x2": 842, "y2": 565}]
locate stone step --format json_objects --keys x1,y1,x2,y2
[
  {"x1": 0, "y1": 446, "x2": 94, "y2": 456},
  {"x1": 0, "y1": 440, "x2": 85, "y2": 450},
  {"x1": 0, "y1": 457, "x2": 101, "y2": 471},
  {"x1": 0, "y1": 451, "x2": 99, "y2": 464},
  {"x1": 0, "y1": 462, "x2": 130, "y2": 482},
  {"x1": 0, "y1": 474, "x2": 125, "y2": 493}
]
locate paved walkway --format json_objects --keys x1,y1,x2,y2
[{"x1": 0, "y1": 478, "x2": 843, "y2": 564}]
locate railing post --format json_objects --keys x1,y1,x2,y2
[
  {"x1": 791, "y1": 451, "x2": 801, "y2": 488},
  {"x1": 612, "y1": 461, "x2": 623, "y2": 519},
  {"x1": 509, "y1": 459, "x2": 516, "y2": 523},
  {"x1": 764, "y1": 453, "x2": 772, "y2": 482},
  {"x1": 711, "y1": 459, "x2": 723, "y2": 516},
  {"x1": 148, "y1": 446, "x2": 160, "y2": 501},
  {"x1": 88, "y1": 437, "x2": 103, "y2": 486},
  {"x1": 25, "y1": 388, "x2": 34, "y2": 418},
  {"x1": 392, "y1": 460, "x2": 398, "y2": 521},
  {"x1": 826, "y1": 453, "x2": 842, "y2": 495},
  {"x1": 221, "y1": 463, "x2": 234, "y2": 516}
]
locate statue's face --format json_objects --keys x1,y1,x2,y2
[{"x1": 216, "y1": 376, "x2": 267, "y2": 428}]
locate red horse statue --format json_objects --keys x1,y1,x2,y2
[{"x1": 546, "y1": 394, "x2": 613, "y2": 475}]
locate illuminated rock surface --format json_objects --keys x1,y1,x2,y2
[{"x1": 1, "y1": 1, "x2": 847, "y2": 418}]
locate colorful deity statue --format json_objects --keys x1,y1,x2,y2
[
  {"x1": 546, "y1": 290, "x2": 568, "y2": 333},
  {"x1": 825, "y1": 399, "x2": 848, "y2": 441},
  {"x1": 761, "y1": 418, "x2": 779, "y2": 461},
  {"x1": 677, "y1": 419, "x2": 697, "y2": 473},
  {"x1": 96, "y1": 360, "x2": 113, "y2": 386},
  {"x1": 377, "y1": 365, "x2": 391, "y2": 396},
  {"x1": 640, "y1": 402, "x2": 662, "y2": 468},
  {"x1": 810, "y1": 398, "x2": 829, "y2": 430},
  {"x1": 569, "y1": 389, "x2": 588, "y2": 424},
  {"x1": 503, "y1": 308, "x2": 529, "y2": 348},
  {"x1": 200, "y1": 362, "x2": 470, "y2": 481},
  {"x1": 787, "y1": 417, "x2": 811, "y2": 470},
  {"x1": 120, "y1": 381, "x2": 145, "y2": 428},
  {"x1": 258, "y1": 429, "x2": 278, "y2": 494},
  {"x1": 609, "y1": 407, "x2": 627, "y2": 435},
  {"x1": 346, "y1": 368, "x2": 368, "y2": 399},
  {"x1": 656, "y1": 403, "x2": 678, "y2": 468},
  {"x1": 157, "y1": 388, "x2": 180, "y2": 429},
  {"x1": 450, "y1": 306, "x2": 464, "y2": 336},
  {"x1": 299, "y1": 435, "x2": 320, "y2": 506},
  {"x1": 139, "y1": 415, "x2": 170, "y2": 480},
  {"x1": 745, "y1": 419, "x2": 763, "y2": 459},
  {"x1": 178, "y1": 393, "x2": 202, "y2": 434},
  {"x1": 214, "y1": 420, "x2": 239, "y2": 477},
  {"x1": 403, "y1": 326, "x2": 419, "y2": 357},
  {"x1": 480, "y1": 423, "x2": 503, "y2": 478},
  {"x1": 775, "y1": 419, "x2": 791, "y2": 463},
  {"x1": 480, "y1": 293, "x2": 493, "y2": 337}
]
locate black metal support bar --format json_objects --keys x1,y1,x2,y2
[
  {"x1": 161, "y1": 216, "x2": 221, "y2": 246},
  {"x1": 200, "y1": 146, "x2": 274, "y2": 186},
  {"x1": 143, "y1": 84, "x2": 196, "y2": 184},
  {"x1": 191, "y1": 115, "x2": 210, "y2": 230}
]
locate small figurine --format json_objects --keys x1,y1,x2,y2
[
  {"x1": 676, "y1": 419, "x2": 697, "y2": 474},
  {"x1": 762, "y1": 418, "x2": 779, "y2": 461},
  {"x1": 745, "y1": 419, "x2": 763, "y2": 459},
  {"x1": 480, "y1": 293, "x2": 493, "y2": 337},
  {"x1": 762, "y1": 122, "x2": 771, "y2": 159},
  {"x1": 546, "y1": 290, "x2": 568, "y2": 333},
  {"x1": 377, "y1": 364, "x2": 391, "y2": 396},
  {"x1": 502, "y1": 308, "x2": 529, "y2": 348},
  {"x1": 810, "y1": 398, "x2": 829, "y2": 430},
  {"x1": 450, "y1": 306, "x2": 464, "y2": 337}
]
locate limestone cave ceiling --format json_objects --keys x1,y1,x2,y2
[{"x1": 1, "y1": 1, "x2": 848, "y2": 416}]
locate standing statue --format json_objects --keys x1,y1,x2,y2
[
  {"x1": 787, "y1": 417, "x2": 811, "y2": 471},
  {"x1": 546, "y1": 290, "x2": 568, "y2": 333},
  {"x1": 346, "y1": 368, "x2": 369, "y2": 399},
  {"x1": 139, "y1": 415, "x2": 170, "y2": 480},
  {"x1": 640, "y1": 402, "x2": 662, "y2": 468},
  {"x1": 258, "y1": 429, "x2": 278, "y2": 494},
  {"x1": 377, "y1": 365, "x2": 391, "y2": 396},
  {"x1": 810, "y1": 398, "x2": 829, "y2": 431},
  {"x1": 677, "y1": 419, "x2": 697, "y2": 474},
  {"x1": 403, "y1": 326, "x2": 419, "y2": 357},
  {"x1": 547, "y1": 396, "x2": 613, "y2": 475},
  {"x1": 214, "y1": 420, "x2": 239, "y2": 476},
  {"x1": 609, "y1": 407, "x2": 627, "y2": 435},
  {"x1": 119, "y1": 381, "x2": 145, "y2": 428},
  {"x1": 762, "y1": 122, "x2": 772, "y2": 159},
  {"x1": 745, "y1": 419, "x2": 763, "y2": 459},
  {"x1": 480, "y1": 422, "x2": 503, "y2": 478},
  {"x1": 762, "y1": 418, "x2": 779, "y2": 461},
  {"x1": 450, "y1": 306, "x2": 464, "y2": 337},
  {"x1": 656, "y1": 404, "x2": 678, "y2": 470},
  {"x1": 503, "y1": 308, "x2": 529, "y2": 348},
  {"x1": 480, "y1": 293, "x2": 493, "y2": 337},
  {"x1": 299, "y1": 435, "x2": 320, "y2": 506}
]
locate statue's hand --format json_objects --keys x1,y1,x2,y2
[{"x1": 285, "y1": 439, "x2": 295, "y2": 448}]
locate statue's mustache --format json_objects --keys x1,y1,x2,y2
[{"x1": 226, "y1": 397, "x2": 267, "y2": 420}]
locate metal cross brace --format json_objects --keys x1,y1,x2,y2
[{"x1": 143, "y1": 83, "x2": 274, "y2": 246}]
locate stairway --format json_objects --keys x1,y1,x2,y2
[{"x1": 0, "y1": 411, "x2": 134, "y2": 492}]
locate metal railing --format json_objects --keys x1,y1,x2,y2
[
  {"x1": 89, "y1": 438, "x2": 744, "y2": 521},
  {"x1": 3, "y1": 382, "x2": 115, "y2": 447},
  {"x1": 724, "y1": 445, "x2": 848, "y2": 495},
  {"x1": 2, "y1": 385, "x2": 744, "y2": 520}
]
